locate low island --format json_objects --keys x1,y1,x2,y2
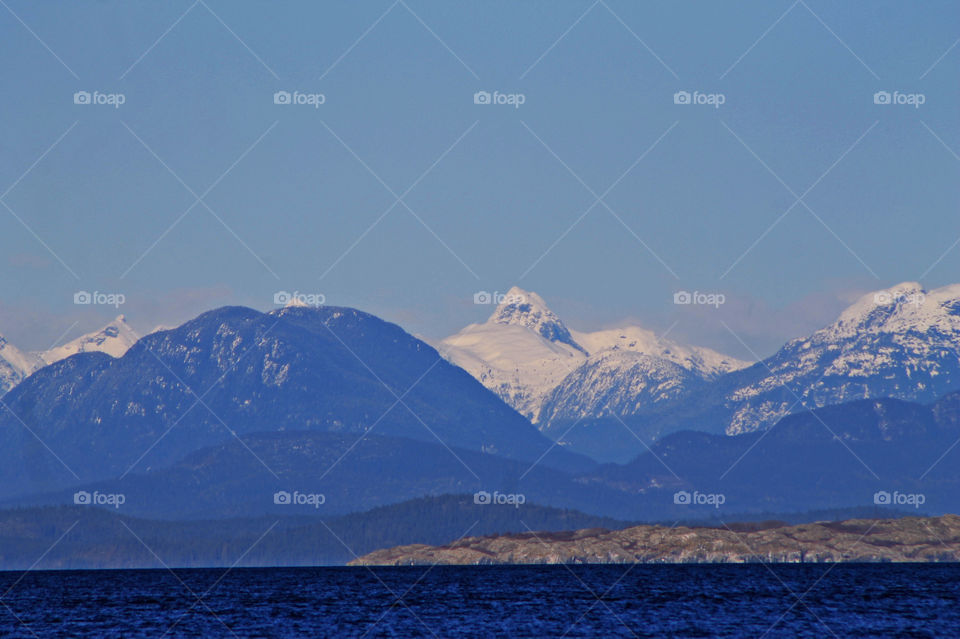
[{"x1": 350, "y1": 515, "x2": 960, "y2": 565}]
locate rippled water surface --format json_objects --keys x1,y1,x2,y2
[{"x1": 1, "y1": 564, "x2": 957, "y2": 637}]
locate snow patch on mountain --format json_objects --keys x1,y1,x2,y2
[
  {"x1": 721, "y1": 282, "x2": 960, "y2": 434},
  {"x1": 439, "y1": 287, "x2": 749, "y2": 424},
  {"x1": 40, "y1": 315, "x2": 139, "y2": 364},
  {"x1": 0, "y1": 336, "x2": 42, "y2": 394},
  {"x1": 0, "y1": 316, "x2": 141, "y2": 395}
]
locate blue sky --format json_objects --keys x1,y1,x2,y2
[{"x1": 0, "y1": 0, "x2": 957, "y2": 357}]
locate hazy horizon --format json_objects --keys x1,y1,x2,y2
[{"x1": 2, "y1": 0, "x2": 958, "y2": 359}]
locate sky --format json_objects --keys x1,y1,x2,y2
[{"x1": 0, "y1": 0, "x2": 957, "y2": 358}]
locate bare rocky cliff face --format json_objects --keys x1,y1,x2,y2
[{"x1": 350, "y1": 515, "x2": 960, "y2": 565}]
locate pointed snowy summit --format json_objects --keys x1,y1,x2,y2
[
  {"x1": 440, "y1": 286, "x2": 748, "y2": 425},
  {"x1": 488, "y1": 287, "x2": 585, "y2": 353},
  {"x1": 41, "y1": 315, "x2": 139, "y2": 365}
]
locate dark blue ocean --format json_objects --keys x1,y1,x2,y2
[{"x1": 0, "y1": 564, "x2": 956, "y2": 637}]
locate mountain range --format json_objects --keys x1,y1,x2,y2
[
  {"x1": 0, "y1": 282, "x2": 959, "y2": 529},
  {"x1": 0, "y1": 315, "x2": 138, "y2": 393},
  {"x1": 0, "y1": 304, "x2": 591, "y2": 502},
  {"x1": 436, "y1": 286, "x2": 747, "y2": 424},
  {"x1": 437, "y1": 282, "x2": 960, "y2": 461}
]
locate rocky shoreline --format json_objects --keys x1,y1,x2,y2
[{"x1": 350, "y1": 515, "x2": 960, "y2": 565}]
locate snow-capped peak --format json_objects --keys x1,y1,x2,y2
[
  {"x1": 488, "y1": 286, "x2": 584, "y2": 352},
  {"x1": 0, "y1": 334, "x2": 43, "y2": 393},
  {"x1": 40, "y1": 315, "x2": 139, "y2": 365},
  {"x1": 828, "y1": 282, "x2": 960, "y2": 338},
  {"x1": 441, "y1": 286, "x2": 748, "y2": 424}
]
